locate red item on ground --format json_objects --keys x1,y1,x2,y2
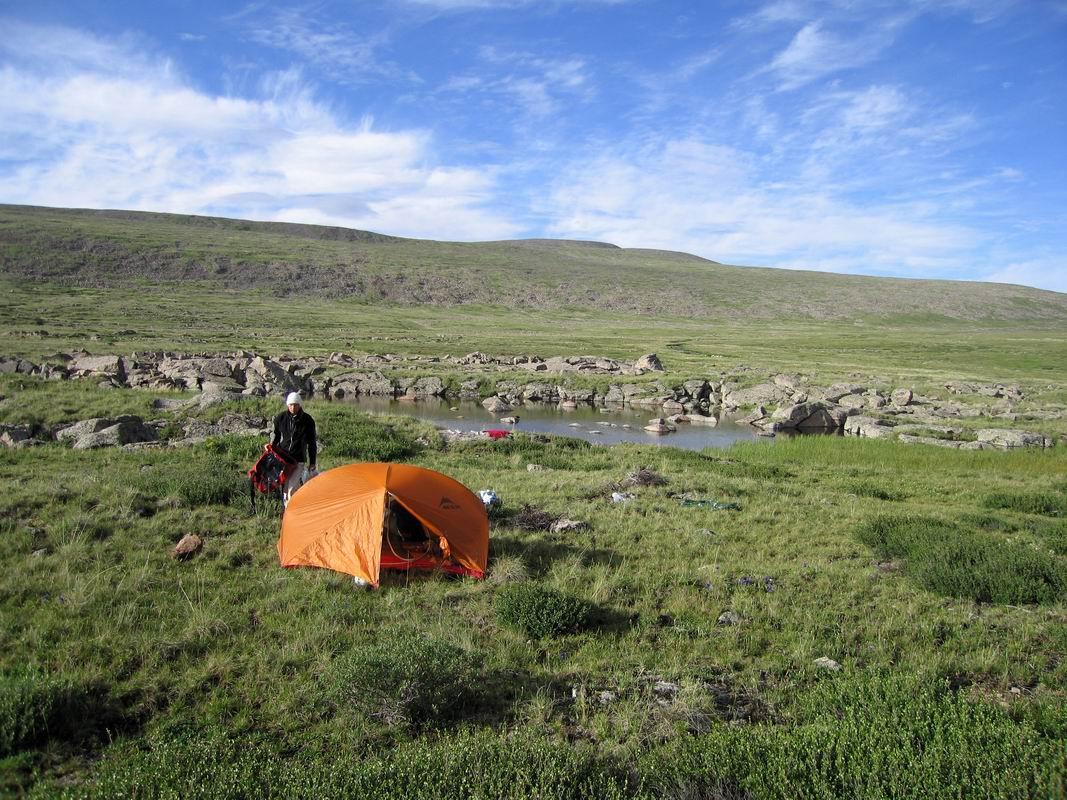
[{"x1": 485, "y1": 429, "x2": 511, "y2": 440}]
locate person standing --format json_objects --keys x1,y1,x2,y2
[{"x1": 271, "y1": 391, "x2": 317, "y2": 507}]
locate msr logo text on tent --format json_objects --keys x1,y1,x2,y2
[{"x1": 439, "y1": 497, "x2": 460, "y2": 510}]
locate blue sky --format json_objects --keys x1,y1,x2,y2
[{"x1": 1, "y1": 0, "x2": 1065, "y2": 292}]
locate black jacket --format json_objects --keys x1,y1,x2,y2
[{"x1": 272, "y1": 409, "x2": 317, "y2": 466}]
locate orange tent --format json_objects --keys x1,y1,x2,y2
[{"x1": 277, "y1": 463, "x2": 488, "y2": 587}]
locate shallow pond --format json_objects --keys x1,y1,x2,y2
[{"x1": 335, "y1": 396, "x2": 771, "y2": 451}]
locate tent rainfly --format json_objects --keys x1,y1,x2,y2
[{"x1": 277, "y1": 463, "x2": 488, "y2": 587}]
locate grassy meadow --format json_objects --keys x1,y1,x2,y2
[
  {"x1": 0, "y1": 369, "x2": 1065, "y2": 797},
  {"x1": 1, "y1": 205, "x2": 1067, "y2": 797}
]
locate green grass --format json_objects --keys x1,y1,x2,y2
[
  {"x1": 857, "y1": 515, "x2": 1067, "y2": 604},
  {"x1": 0, "y1": 376, "x2": 1063, "y2": 795},
  {"x1": 494, "y1": 582, "x2": 590, "y2": 638},
  {"x1": 4, "y1": 280, "x2": 1067, "y2": 390},
  {"x1": 4, "y1": 203, "x2": 1066, "y2": 326},
  {"x1": 637, "y1": 674, "x2": 1067, "y2": 799},
  {"x1": 983, "y1": 491, "x2": 1066, "y2": 517},
  {"x1": 328, "y1": 632, "x2": 483, "y2": 731},
  {"x1": 1, "y1": 199, "x2": 1066, "y2": 800}
]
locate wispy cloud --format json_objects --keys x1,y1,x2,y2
[
  {"x1": 440, "y1": 47, "x2": 592, "y2": 118},
  {"x1": 767, "y1": 20, "x2": 891, "y2": 90},
  {"x1": 245, "y1": 8, "x2": 415, "y2": 84},
  {"x1": 403, "y1": 0, "x2": 630, "y2": 7}
]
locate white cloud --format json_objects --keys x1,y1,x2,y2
[
  {"x1": 839, "y1": 85, "x2": 909, "y2": 131},
  {"x1": 245, "y1": 9, "x2": 415, "y2": 84},
  {"x1": 0, "y1": 24, "x2": 518, "y2": 240},
  {"x1": 982, "y1": 259, "x2": 1067, "y2": 293},
  {"x1": 768, "y1": 21, "x2": 889, "y2": 90},
  {"x1": 403, "y1": 0, "x2": 629, "y2": 7},
  {"x1": 545, "y1": 137, "x2": 986, "y2": 278},
  {"x1": 440, "y1": 49, "x2": 592, "y2": 118}
]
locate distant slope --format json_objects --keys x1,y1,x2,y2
[{"x1": 2, "y1": 204, "x2": 1065, "y2": 322}]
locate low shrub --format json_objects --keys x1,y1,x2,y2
[
  {"x1": 330, "y1": 634, "x2": 481, "y2": 729},
  {"x1": 140, "y1": 454, "x2": 246, "y2": 506},
  {"x1": 0, "y1": 668, "x2": 116, "y2": 756},
  {"x1": 1032, "y1": 519, "x2": 1067, "y2": 556},
  {"x1": 849, "y1": 481, "x2": 907, "y2": 501},
  {"x1": 636, "y1": 674, "x2": 1066, "y2": 800},
  {"x1": 314, "y1": 407, "x2": 423, "y2": 462},
  {"x1": 983, "y1": 491, "x2": 1066, "y2": 517},
  {"x1": 0, "y1": 668, "x2": 61, "y2": 756},
  {"x1": 857, "y1": 515, "x2": 1067, "y2": 604},
  {"x1": 495, "y1": 583, "x2": 589, "y2": 638},
  {"x1": 53, "y1": 729, "x2": 629, "y2": 799}
]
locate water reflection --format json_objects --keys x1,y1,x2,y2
[{"x1": 334, "y1": 395, "x2": 769, "y2": 451}]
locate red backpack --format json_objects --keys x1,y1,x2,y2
[{"x1": 248, "y1": 444, "x2": 297, "y2": 509}]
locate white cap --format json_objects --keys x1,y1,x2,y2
[{"x1": 285, "y1": 391, "x2": 303, "y2": 406}]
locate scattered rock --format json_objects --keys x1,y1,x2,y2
[
  {"x1": 634, "y1": 353, "x2": 665, "y2": 372},
  {"x1": 71, "y1": 416, "x2": 158, "y2": 449},
  {"x1": 843, "y1": 415, "x2": 894, "y2": 439},
  {"x1": 0, "y1": 424, "x2": 39, "y2": 448},
  {"x1": 767, "y1": 400, "x2": 842, "y2": 431},
  {"x1": 717, "y1": 610, "x2": 740, "y2": 626},
  {"x1": 724, "y1": 383, "x2": 791, "y2": 409},
  {"x1": 644, "y1": 417, "x2": 675, "y2": 434},
  {"x1": 526, "y1": 463, "x2": 547, "y2": 472},
  {"x1": 891, "y1": 388, "x2": 914, "y2": 407},
  {"x1": 652, "y1": 680, "x2": 680, "y2": 702},
  {"x1": 151, "y1": 397, "x2": 194, "y2": 411},
  {"x1": 550, "y1": 518, "x2": 590, "y2": 534},
  {"x1": 172, "y1": 533, "x2": 203, "y2": 560},
  {"x1": 975, "y1": 428, "x2": 1053, "y2": 449},
  {"x1": 813, "y1": 656, "x2": 842, "y2": 671},
  {"x1": 482, "y1": 396, "x2": 512, "y2": 413}
]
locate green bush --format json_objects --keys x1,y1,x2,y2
[
  {"x1": 849, "y1": 481, "x2": 907, "y2": 501},
  {"x1": 330, "y1": 634, "x2": 481, "y2": 729},
  {"x1": 140, "y1": 454, "x2": 246, "y2": 506},
  {"x1": 636, "y1": 674, "x2": 1066, "y2": 800},
  {"x1": 0, "y1": 668, "x2": 60, "y2": 756},
  {"x1": 0, "y1": 668, "x2": 112, "y2": 756},
  {"x1": 51, "y1": 729, "x2": 629, "y2": 799},
  {"x1": 857, "y1": 515, "x2": 1067, "y2": 604},
  {"x1": 314, "y1": 407, "x2": 422, "y2": 462},
  {"x1": 1032, "y1": 519, "x2": 1067, "y2": 556},
  {"x1": 983, "y1": 491, "x2": 1066, "y2": 517},
  {"x1": 495, "y1": 583, "x2": 589, "y2": 638}
]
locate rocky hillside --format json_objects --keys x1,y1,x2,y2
[{"x1": 2, "y1": 204, "x2": 1066, "y2": 322}]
